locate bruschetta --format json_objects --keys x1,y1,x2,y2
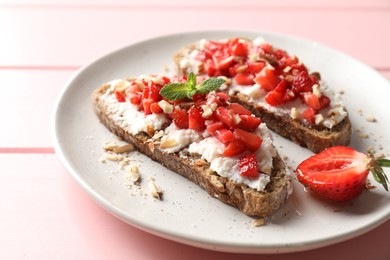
[
  {"x1": 173, "y1": 37, "x2": 352, "y2": 153},
  {"x1": 92, "y1": 73, "x2": 291, "y2": 217}
]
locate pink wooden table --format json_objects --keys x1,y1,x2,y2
[{"x1": 1, "y1": 1, "x2": 389, "y2": 259}]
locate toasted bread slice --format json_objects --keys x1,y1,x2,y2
[
  {"x1": 92, "y1": 78, "x2": 291, "y2": 217},
  {"x1": 173, "y1": 39, "x2": 352, "y2": 153}
]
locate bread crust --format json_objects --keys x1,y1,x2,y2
[
  {"x1": 92, "y1": 83, "x2": 291, "y2": 217},
  {"x1": 174, "y1": 43, "x2": 352, "y2": 153}
]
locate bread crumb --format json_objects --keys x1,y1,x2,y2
[
  {"x1": 113, "y1": 144, "x2": 135, "y2": 153},
  {"x1": 148, "y1": 177, "x2": 162, "y2": 199},
  {"x1": 252, "y1": 218, "x2": 265, "y2": 227},
  {"x1": 358, "y1": 133, "x2": 369, "y2": 139},
  {"x1": 365, "y1": 115, "x2": 377, "y2": 123}
]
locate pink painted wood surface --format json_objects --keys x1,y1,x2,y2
[
  {"x1": 1, "y1": 1, "x2": 390, "y2": 259},
  {"x1": 0, "y1": 5, "x2": 389, "y2": 68},
  {"x1": 1, "y1": 154, "x2": 389, "y2": 260}
]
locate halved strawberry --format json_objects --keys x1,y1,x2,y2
[{"x1": 295, "y1": 146, "x2": 390, "y2": 202}]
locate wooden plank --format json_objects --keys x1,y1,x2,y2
[
  {"x1": 0, "y1": 70, "x2": 74, "y2": 147},
  {"x1": 0, "y1": 8, "x2": 389, "y2": 68}
]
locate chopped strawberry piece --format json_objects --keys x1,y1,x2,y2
[
  {"x1": 254, "y1": 67, "x2": 280, "y2": 91},
  {"x1": 142, "y1": 98, "x2": 154, "y2": 115},
  {"x1": 216, "y1": 92, "x2": 230, "y2": 103},
  {"x1": 264, "y1": 79, "x2": 288, "y2": 106},
  {"x1": 292, "y1": 71, "x2": 312, "y2": 94},
  {"x1": 247, "y1": 62, "x2": 265, "y2": 73},
  {"x1": 115, "y1": 91, "x2": 126, "y2": 102},
  {"x1": 150, "y1": 102, "x2": 163, "y2": 114},
  {"x1": 239, "y1": 154, "x2": 259, "y2": 179},
  {"x1": 233, "y1": 128, "x2": 262, "y2": 152},
  {"x1": 232, "y1": 42, "x2": 248, "y2": 56},
  {"x1": 237, "y1": 115, "x2": 262, "y2": 131},
  {"x1": 302, "y1": 107, "x2": 316, "y2": 124},
  {"x1": 227, "y1": 103, "x2": 252, "y2": 115},
  {"x1": 129, "y1": 93, "x2": 141, "y2": 105},
  {"x1": 205, "y1": 59, "x2": 217, "y2": 76},
  {"x1": 319, "y1": 95, "x2": 331, "y2": 109},
  {"x1": 235, "y1": 72, "x2": 255, "y2": 85},
  {"x1": 188, "y1": 107, "x2": 206, "y2": 131},
  {"x1": 214, "y1": 128, "x2": 235, "y2": 144},
  {"x1": 172, "y1": 109, "x2": 189, "y2": 129},
  {"x1": 265, "y1": 90, "x2": 284, "y2": 106},
  {"x1": 206, "y1": 121, "x2": 226, "y2": 135},
  {"x1": 222, "y1": 139, "x2": 246, "y2": 157},
  {"x1": 215, "y1": 106, "x2": 236, "y2": 128},
  {"x1": 303, "y1": 92, "x2": 321, "y2": 110},
  {"x1": 216, "y1": 56, "x2": 235, "y2": 70}
]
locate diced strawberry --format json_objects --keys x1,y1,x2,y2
[
  {"x1": 232, "y1": 42, "x2": 248, "y2": 56},
  {"x1": 129, "y1": 93, "x2": 141, "y2": 105},
  {"x1": 302, "y1": 107, "x2": 316, "y2": 124},
  {"x1": 303, "y1": 92, "x2": 321, "y2": 110},
  {"x1": 188, "y1": 107, "x2": 206, "y2": 131},
  {"x1": 222, "y1": 139, "x2": 246, "y2": 157},
  {"x1": 239, "y1": 154, "x2": 259, "y2": 179},
  {"x1": 247, "y1": 62, "x2": 265, "y2": 73},
  {"x1": 233, "y1": 128, "x2": 262, "y2": 152},
  {"x1": 264, "y1": 79, "x2": 288, "y2": 106},
  {"x1": 150, "y1": 102, "x2": 163, "y2": 114},
  {"x1": 237, "y1": 115, "x2": 262, "y2": 131},
  {"x1": 216, "y1": 92, "x2": 230, "y2": 103},
  {"x1": 115, "y1": 91, "x2": 126, "y2": 102},
  {"x1": 142, "y1": 98, "x2": 154, "y2": 115},
  {"x1": 205, "y1": 59, "x2": 217, "y2": 76},
  {"x1": 206, "y1": 121, "x2": 225, "y2": 135},
  {"x1": 254, "y1": 67, "x2": 280, "y2": 92},
  {"x1": 214, "y1": 128, "x2": 235, "y2": 144},
  {"x1": 274, "y1": 49, "x2": 288, "y2": 59},
  {"x1": 265, "y1": 90, "x2": 284, "y2": 106},
  {"x1": 292, "y1": 71, "x2": 312, "y2": 94},
  {"x1": 149, "y1": 82, "x2": 162, "y2": 101},
  {"x1": 227, "y1": 103, "x2": 252, "y2": 115},
  {"x1": 215, "y1": 56, "x2": 235, "y2": 70},
  {"x1": 215, "y1": 106, "x2": 236, "y2": 128},
  {"x1": 319, "y1": 95, "x2": 331, "y2": 109},
  {"x1": 235, "y1": 72, "x2": 255, "y2": 85},
  {"x1": 172, "y1": 109, "x2": 189, "y2": 129},
  {"x1": 259, "y1": 43, "x2": 273, "y2": 54},
  {"x1": 142, "y1": 86, "x2": 150, "y2": 100}
]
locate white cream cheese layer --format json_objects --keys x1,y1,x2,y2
[{"x1": 101, "y1": 81, "x2": 169, "y2": 135}]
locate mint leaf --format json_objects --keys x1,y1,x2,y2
[
  {"x1": 159, "y1": 82, "x2": 191, "y2": 101},
  {"x1": 159, "y1": 74, "x2": 226, "y2": 101},
  {"x1": 196, "y1": 77, "x2": 226, "y2": 94},
  {"x1": 187, "y1": 72, "x2": 197, "y2": 90}
]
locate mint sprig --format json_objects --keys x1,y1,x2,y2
[{"x1": 159, "y1": 72, "x2": 225, "y2": 101}]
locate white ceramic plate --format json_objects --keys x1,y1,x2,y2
[{"x1": 52, "y1": 31, "x2": 390, "y2": 254}]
